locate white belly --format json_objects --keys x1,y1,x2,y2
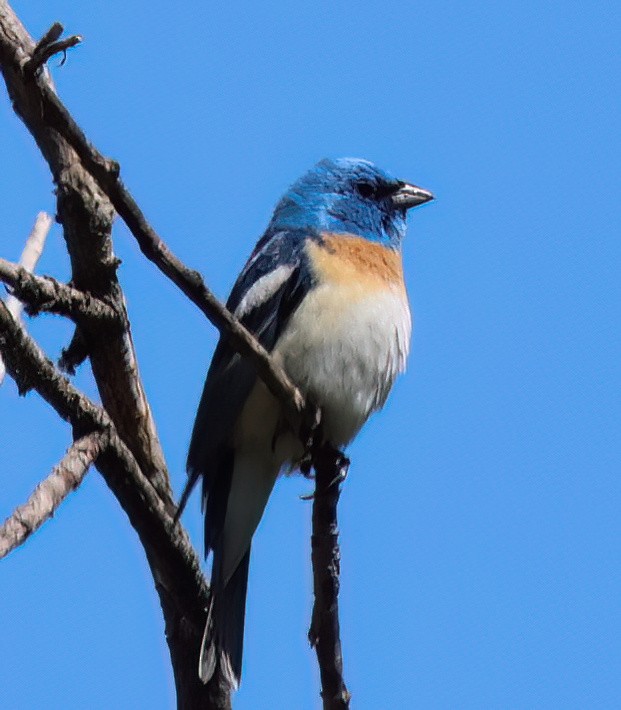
[
  {"x1": 226, "y1": 280, "x2": 411, "y2": 580},
  {"x1": 273, "y1": 282, "x2": 411, "y2": 446}
]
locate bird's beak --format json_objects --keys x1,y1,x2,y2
[{"x1": 392, "y1": 182, "x2": 434, "y2": 209}]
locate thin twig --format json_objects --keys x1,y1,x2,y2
[
  {"x1": 103, "y1": 182, "x2": 310, "y2": 429},
  {"x1": 309, "y1": 446, "x2": 351, "y2": 709},
  {"x1": 0, "y1": 431, "x2": 108, "y2": 559},
  {"x1": 0, "y1": 211, "x2": 51, "y2": 385}
]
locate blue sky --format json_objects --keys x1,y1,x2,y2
[{"x1": 1, "y1": 1, "x2": 619, "y2": 708}]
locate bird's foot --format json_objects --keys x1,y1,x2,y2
[{"x1": 300, "y1": 445, "x2": 349, "y2": 500}]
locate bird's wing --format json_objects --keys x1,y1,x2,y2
[{"x1": 182, "y1": 230, "x2": 314, "y2": 536}]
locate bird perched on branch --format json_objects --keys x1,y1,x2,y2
[{"x1": 183, "y1": 157, "x2": 433, "y2": 689}]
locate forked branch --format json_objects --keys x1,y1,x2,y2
[{"x1": 26, "y1": 21, "x2": 82, "y2": 75}]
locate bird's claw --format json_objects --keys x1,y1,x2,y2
[{"x1": 300, "y1": 451, "x2": 349, "y2": 500}]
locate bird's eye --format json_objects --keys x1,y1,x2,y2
[{"x1": 356, "y1": 182, "x2": 376, "y2": 199}]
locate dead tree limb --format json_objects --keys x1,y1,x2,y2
[{"x1": 0, "y1": 431, "x2": 107, "y2": 559}]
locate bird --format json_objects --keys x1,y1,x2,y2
[{"x1": 182, "y1": 157, "x2": 433, "y2": 689}]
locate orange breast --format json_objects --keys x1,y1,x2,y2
[{"x1": 307, "y1": 232, "x2": 405, "y2": 292}]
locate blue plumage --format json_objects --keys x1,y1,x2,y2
[
  {"x1": 183, "y1": 157, "x2": 433, "y2": 689},
  {"x1": 268, "y1": 158, "x2": 410, "y2": 245}
]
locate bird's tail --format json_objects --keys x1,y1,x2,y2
[{"x1": 199, "y1": 547, "x2": 251, "y2": 690}]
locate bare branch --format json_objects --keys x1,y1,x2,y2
[
  {"x1": 309, "y1": 447, "x2": 351, "y2": 709},
  {"x1": 0, "y1": 211, "x2": 51, "y2": 385},
  {"x1": 27, "y1": 24, "x2": 82, "y2": 75},
  {"x1": 0, "y1": 257, "x2": 118, "y2": 321},
  {"x1": 0, "y1": 431, "x2": 107, "y2": 559}
]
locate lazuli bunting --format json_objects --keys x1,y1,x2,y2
[{"x1": 185, "y1": 157, "x2": 433, "y2": 688}]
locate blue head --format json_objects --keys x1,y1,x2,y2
[{"x1": 268, "y1": 158, "x2": 433, "y2": 248}]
